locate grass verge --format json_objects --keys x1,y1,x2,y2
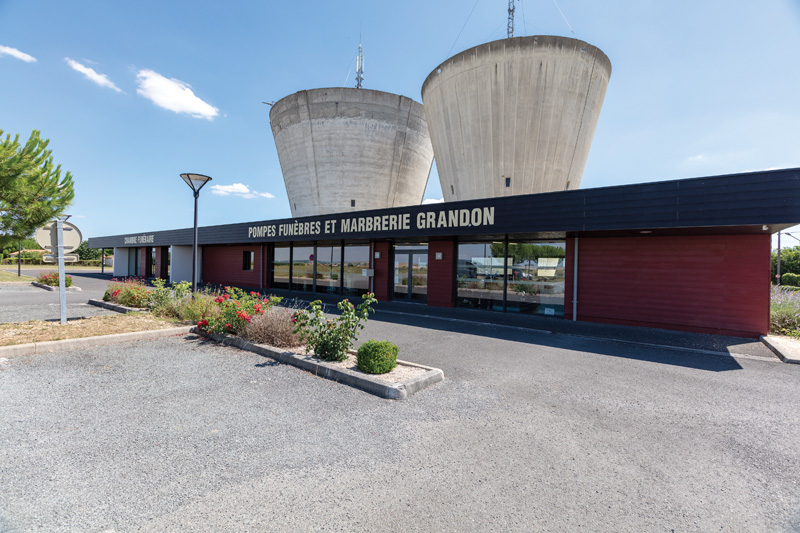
[
  {"x1": 0, "y1": 270, "x2": 34, "y2": 282},
  {"x1": 0, "y1": 314, "x2": 186, "y2": 347}
]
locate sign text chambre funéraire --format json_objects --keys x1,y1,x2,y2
[{"x1": 247, "y1": 207, "x2": 495, "y2": 239}]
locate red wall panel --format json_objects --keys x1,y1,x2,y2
[
  {"x1": 139, "y1": 247, "x2": 147, "y2": 278},
  {"x1": 575, "y1": 235, "x2": 770, "y2": 337},
  {"x1": 373, "y1": 241, "x2": 392, "y2": 301},
  {"x1": 202, "y1": 245, "x2": 262, "y2": 287},
  {"x1": 153, "y1": 247, "x2": 162, "y2": 279},
  {"x1": 427, "y1": 238, "x2": 456, "y2": 308}
]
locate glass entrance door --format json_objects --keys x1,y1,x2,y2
[{"x1": 393, "y1": 245, "x2": 428, "y2": 302}]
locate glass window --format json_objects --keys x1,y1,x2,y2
[
  {"x1": 456, "y1": 242, "x2": 505, "y2": 311},
  {"x1": 243, "y1": 250, "x2": 254, "y2": 271},
  {"x1": 292, "y1": 245, "x2": 315, "y2": 292},
  {"x1": 505, "y1": 241, "x2": 566, "y2": 317},
  {"x1": 315, "y1": 245, "x2": 342, "y2": 294},
  {"x1": 343, "y1": 245, "x2": 370, "y2": 296},
  {"x1": 272, "y1": 246, "x2": 290, "y2": 289}
]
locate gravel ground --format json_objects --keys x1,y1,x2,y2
[{"x1": 1, "y1": 318, "x2": 799, "y2": 532}]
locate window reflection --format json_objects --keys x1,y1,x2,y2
[
  {"x1": 315, "y1": 246, "x2": 342, "y2": 294},
  {"x1": 456, "y1": 241, "x2": 565, "y2": 316},
  {"x1": 272, "y1": 246, "x2": 290, "y2": 289},
  {"x1": 456, "y1": 242, "x2": 505, "y2": 310},
  {"x1": 343, "y1": 245, "x2": 370, "y2": 296},
  {"x1": 505, "y1": 241, "x2": 565, "y2": 316},
  {"x1": 291, "y1": 246, "x2": 315, "y2": 292}
]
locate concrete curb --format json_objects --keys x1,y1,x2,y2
[
  {"x1": 31, "y1": 282, "x2": 81, "y2": 292},
  {"x1": 88, "y1": 299, "x2": 148, "y2": 314},
  {"x1": 0, "y1": 326, "x2": 194, "y2": 358},
  {"x1": 760, "y1": 335, "x2": 800, "y2": 364},
  {"x1": 192, "y1": 328, "x2": 444, "y2": 400}
]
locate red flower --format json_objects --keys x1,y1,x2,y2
[
  {"x1": 223, "y1": 294, "x2": 229, "y2": 300},
  {"x1": 225, "y1": 323, "x2": 232, "y2": 329},
  {"x1": 214, "y1": 296, "x2": 224, "y2": 303}
]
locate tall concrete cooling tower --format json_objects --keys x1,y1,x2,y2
[
  {"x1": 421, "y1": 35, "x2": 611, "y2": 201},
  {"x1": 270, "y1": 88, "x2": 434, "y2": 217}
]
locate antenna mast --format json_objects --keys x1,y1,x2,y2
[
  {"x1": 507, "y1": 0, "x2": 516, "y2": 38},
  {"x1": 355, "y1": 39, "x2": 364, "y2": 89}
]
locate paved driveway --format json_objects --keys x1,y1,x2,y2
[{"x1": 1, "y1": 313, "x2": 798, "y2": 531}]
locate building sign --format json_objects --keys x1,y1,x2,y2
[
  {"x1": 124, "y1": 234, "x2": 155, "y2": 244},
  {"x1": 247, "y1": 207, "x2": 495, "y2": 240}
]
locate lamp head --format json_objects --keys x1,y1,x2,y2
[{"x1": 180, "y1": 173, "x2": 212, "y2": 193}]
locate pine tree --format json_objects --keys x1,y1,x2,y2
[{"x1": 0, "y1": 129, "x2": 75, "y2": 248}]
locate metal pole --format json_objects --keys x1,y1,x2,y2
[
  {"x1": 777, "y1": 232, "x2": 782, "y2": 285},
  {"x1": 101, "y1": 249, "x2": 105, "y2": 274},
  {"x1": 192, "y1": 190, "x2": 199, "y2": 292},
  {"x1": 17, "y1": 239, "x2": 21, "y2": 277},
  {"x1": 56, "y1": 219, "x2": 67, "y2": 325}
]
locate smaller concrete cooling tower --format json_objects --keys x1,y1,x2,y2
[
  {"x1": 421, "y1": 36, "x2": 611, "y2": 201},
  {"x1": 269, "y1": 88, "x2": 434, "y2": 217}
]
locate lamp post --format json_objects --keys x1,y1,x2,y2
[{"x1": 180, "y1": 173, "x2": 212, "y2": 292}]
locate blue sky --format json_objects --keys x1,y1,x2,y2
[{"x1": 2, "y1": 0, "x2": 799, "y2": 247}]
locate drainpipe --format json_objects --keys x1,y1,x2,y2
[{"x1": 572, "y1": 237, "x2": 579, "y2": 321}]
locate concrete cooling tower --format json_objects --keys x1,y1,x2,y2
[
  {"x1": 421, "y1": 35, "x2": 611, "y2": 201},
  {"x1": 269, "y1": 88, "x2": 434, "y2": 217}
]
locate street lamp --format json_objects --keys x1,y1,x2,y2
[{"x1": 180, "y1": 173, "x2": 212, "y2": 292}]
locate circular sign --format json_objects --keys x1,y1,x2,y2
[
  {"x1": 309, "y1": 254, "x2": 315, "y2": 261},
  {"x1": 35, "y1": 220, "x2": 83, "y2": 253}
]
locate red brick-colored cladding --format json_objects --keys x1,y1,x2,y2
[
  {"x1": 427, "y1": 238, "x2": 456, "y2": 308},
  {"x1": 572, "y1": 234, "x2": 770, "y2": 338},
  {"x1": 202, "y1": 245, "x2": 262, "y2": 288},
  {"x1": 139, "y1": 247, "x2": 148, "y2": 278},
  {"x1": 373, "y1": 241, "x2": 392, "y2": 301},
  {"x1": 152, "y1": 247, "x2": 165, "y2": 279}
]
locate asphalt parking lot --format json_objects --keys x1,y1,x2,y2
[
  {"x1": 0, "y1": 269, "x2": 114, "y2": 323},
  {"x1": 2, "y1": 294, "x2": 799, "y2": 531}
]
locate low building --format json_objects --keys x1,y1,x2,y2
[{"x1": 88, "y1": 168, "x2": 800, "y2": 338}]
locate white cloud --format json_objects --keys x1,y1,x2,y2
[
  {"x1": 422, "y1": 197, "x2": 445, "y2": 204},
  {"x1": 64, "y1": 57, "x2": 123, "y2": 93},
  {"x1": 136, "y1": 69, "x2": 218, "y2": 120},
  {"x1": 210, "y1": 183, "x2": 274, "y2": 199},
  {"x1": 0, "y1": 45, "x2": 36, "y2": 63}
]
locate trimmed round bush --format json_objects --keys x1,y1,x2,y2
[
  {"x1": 780, "y1": 272, "x2": 800, "y2": 286},
  {"x1": 356, "y1": 340, "x2": 398, "y2": 374}
]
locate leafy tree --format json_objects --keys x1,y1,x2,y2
[
  {"x1": 0, "y1": 129, "x2": 74, "y2": 248},
  {"x1": 772, "y1": 246, "x2": 800, "y2": 284},
  {"x1": 75, "y1": 241, "x2": 111, "y2": 261}
]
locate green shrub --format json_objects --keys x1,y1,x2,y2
[
  {"x1": 356, "y1": 340, "x2": 398, "y2": 374},
  {"x1": 292, "y1": 293, "x2": 377, "y2": 362},
  {"x1": 36, "y1": 272, "x2": 72, "y2": 287},
  {"x1": 195, "y1": 286, "x2": 282, "y2": 336},
  {"x1": 106, "y1": 277, "x2": 150, "y2": 308},
  {"x1": 780, "y1": 272, "x2": 800, "y2": 286}
]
